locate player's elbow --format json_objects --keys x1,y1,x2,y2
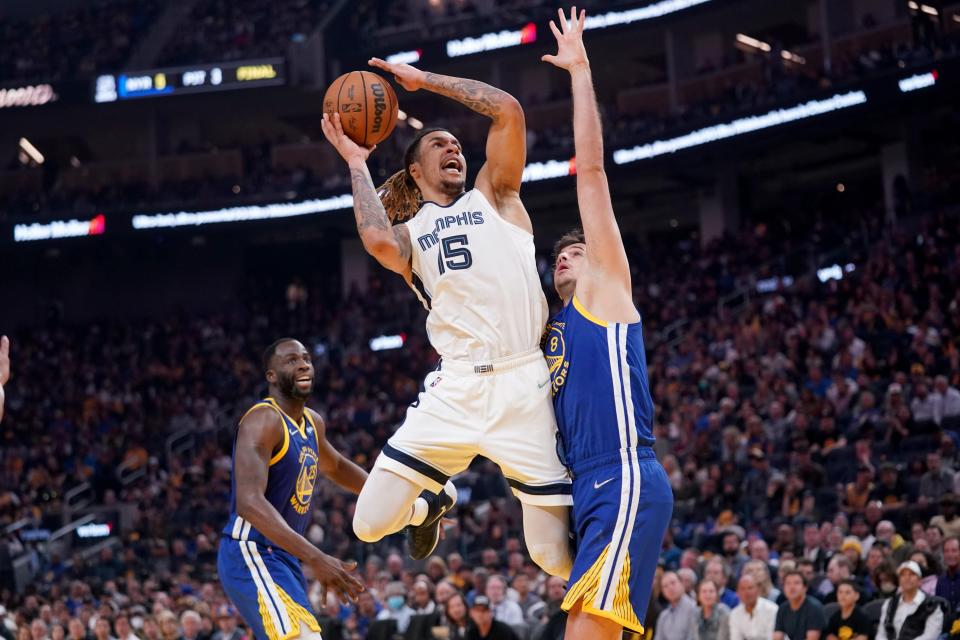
[
  {"x1": 494, "y1": 95, "x2": 524, "y2": 123},
  {"x1": 361, "y1": 232, "x2": 397, "y2": 259}
]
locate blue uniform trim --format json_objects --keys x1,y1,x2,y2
[
  {"x1": 411, "y1": 271, "x2": 432, "y2": 309},
  {"x1": 381, "y1": 443, "x2": 450, "y2": 485},
  {"x1": 505, "y1": 477, "x2": 572, "y2": 496},
  {"x1": 245, "y1": 541, "x2": 287, "y2": 634}
]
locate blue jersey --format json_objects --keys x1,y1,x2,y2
[
  {"x1": 223, "y1": 398, "x2": 321, "y2": 547},
  {"x1": 545, "y1": 297, "x2": 655, "y2": 472}
]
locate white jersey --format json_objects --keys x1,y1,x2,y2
[{"x1": 402, "y1": 189, "x2": 548, "y2": 362}]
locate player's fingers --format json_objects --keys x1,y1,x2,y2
[
  {"x1": 570, "y1": 6, "x2": 577, "y2": 29},
  {"x1": 368, "y1": 57, "x2": 389, "y2": 71},
  {"x1": 579, "y1": 8, "x2": 586, "y2": 31},
  {"x1": 0, "y1": 336, "x2": 7, "y2": 355},
  {"x1": 341, "y1": 560, "x2": 357, "y2": 572},
  {"x1": 557, "y1": 7, "x2": 568, "y2": 33},
  {"x1": 333, "y1": 112, "x2": 346, "y2": 136},
  {"x1": 548, "y1": 20, "x2": 561, "y2": 40}
]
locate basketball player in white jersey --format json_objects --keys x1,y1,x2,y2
[{"x1": 320, "y1": 60, "x2": 573, "y2": 578}]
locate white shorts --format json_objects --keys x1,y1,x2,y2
[{"x1": 375, "y1": 348, "x2": 573, "y2": 506}]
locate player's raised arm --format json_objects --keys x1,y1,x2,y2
[
  {"x1": 369, "y1": 58, "x2": 529, "y2": 231},
  {"x1": 309, "y1": 409, "x2": 368, "y2": 495},
  {"x1": 321, "y1": 112, "x2": 413, "y2": 279},
  {"x1": 543, "y1": 8, "x2": 631, "y2": 291},
  {"x1": 0, "y1": 336, "x2": 9, "y2": 423},
  {"x1": 234, "y1": 407, "x2": 364, "y2": 603}
]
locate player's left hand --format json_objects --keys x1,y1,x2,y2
[
  {"x1": 541, "y1": 7, "x2": 589, "y2": 72},
  {"x1": 0, "y1": 336, "x2": 9, "y2": 385},
  {"x1": 368, "y1": 58, "x2": 426, "y2": 92}
]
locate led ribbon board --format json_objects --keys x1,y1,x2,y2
[
  {"x1": 613, "y1": 91, "x2": 868, "y2": 164},
  {"x1": 131, "y1": 196, "x2": 353, "y2": 229},
  {"x1": 94, "y1": 58, "x2": 285, "y2": 103}
]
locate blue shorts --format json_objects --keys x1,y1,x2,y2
[
  {"x1": 561, "y1": 448, "x2": 673, "y2": 634},
  {"x1": 217, "y1": 538, "x2": 322, "y2": 640}
]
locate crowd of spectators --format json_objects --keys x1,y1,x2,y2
[
  {"x1": 0, "y1": 0, "x2": 160, "y2": 84},
  {"x1": 155, "y1": 0, "x2": 329, "y2": 67},
  {"x1": 1, "y1": 176, "x2": 960, "y2": 640}
]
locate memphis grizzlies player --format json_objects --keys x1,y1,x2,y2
[
  {"x1": 542, "y1": 9, "x2": 674, "y2": 639},
  {"x1": 321, "y1": 58, "x2": 573, "y2": 575},
  {"x1": 218, "y1": 338, "x2": 365, "y2": 640}
]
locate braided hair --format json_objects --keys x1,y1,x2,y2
[{"x1": 378, "y1": 127, "x2": 450, "y2": 223}]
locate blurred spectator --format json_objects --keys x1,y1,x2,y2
[
  {"x1": 484, "y1": 576, "x2": 522, "y2": 627},
  {"x1": 689, "y1": 578, "x2": 729, "y2": 640},
  {"x1": 376, "y1": 582, "x2": 414, "y2": 634},
  {"x1": 728, "y1": 574, "x2": 777, "y2": 640},
  {"x1": 444, "y1": 591, "x2": 472, "y2": 639},
  {"x1": 875, "y1": 561, "x2": 945, "y2": 640},
  {"x1": 466, "y1": 596, "x2": 517, "y2": 640},
  {"x1": 655, "y1": 571, "x2": 697, "y2": 640},
  {"x1": 704, "y1": 558, "x2": 739, "y2": 609},
  {"x1": 824, "y1": 579, "x2": 870, "y2": 640},
  {"x1": 774, "y1": 571, "x2": 826, "y2": 640}
]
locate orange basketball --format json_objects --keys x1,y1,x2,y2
[{"x1": 323, "y1": 71, "x2": 399, "y2": 147}]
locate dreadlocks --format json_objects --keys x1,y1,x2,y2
[{"x1": 378, "y1": 127, "x2": 450, "y2": 223}]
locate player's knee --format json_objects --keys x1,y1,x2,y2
[
  {"x1": 528, "y1": 542, "x2": 572, "y2": 580},
  {"x1": 352, "y1": 512, "x2": 386, "y2": 543}
]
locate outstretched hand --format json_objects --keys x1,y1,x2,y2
[
  {"x1": 541, "y1": 7, "x2": 589, "y2": 72},
  {"x1": 369, "y1": 57, "x2": 426, "y2": 92},
  {"x1": 320, "y1": 112, "x2": 375, "y2": 165}
]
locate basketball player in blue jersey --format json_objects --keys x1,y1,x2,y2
[
  {"x1": 321, "y1": 58, "x2": 574, "y2": 576},
  {"x1": 0, "y1": 335, "x2": 9, "y2": 423},
  {"x1": 541, "y1": 9, "x2": 674, "y2": 639},
  {"x1": 218, "y1": 338, "x2": 366, "y2": 640}
]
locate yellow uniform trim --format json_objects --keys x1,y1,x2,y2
[
  {"x1": 562, "y1": 543, "x2": 644, "y2": 634},
  {"x1": 265, "y1": 397, "x2": 307, "y2": 438},
  {"x1": 238, "y1": 402, "x2": 290, "y2": 467},
  {"x1": 304, "y1": 411, "x2": 321, "y2": 451},
  {"x1": 256, "y1": 584, "x2": 322, "y2": 640},
  {"x1": 573, "y1": 296, "x2": 609, "y2": 327}
]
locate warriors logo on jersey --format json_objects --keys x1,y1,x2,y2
[{"x1": 291, "y1": 447, "x2": 318, "y2": 515}]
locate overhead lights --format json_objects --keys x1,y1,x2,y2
[
  {"x1": 736, "y1": 33, "x2": 771, "y2": 52},
  {"x1": 19, "y1": 137, "x2": 44, "y2": 164}
]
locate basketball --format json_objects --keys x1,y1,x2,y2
[{"x1": 323, "y1": 71, "x2": 399, "y2": 147}]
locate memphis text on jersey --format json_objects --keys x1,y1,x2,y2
[{"x1": 416, "y1": 210, "x2": 485, "y2": 250}]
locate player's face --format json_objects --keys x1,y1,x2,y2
[
  {"x1": 554, "y1": 242, "x2": 586, "y2": 298},
  {"x1": 268, "y1": 341, "x2": 314, "y2": 399},
  {"x1": 411, "y1": 132, "x2": 466, "y2": 195}
]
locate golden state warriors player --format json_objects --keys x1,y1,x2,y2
[
  {"x1": 542, "y1": 9, "x2": 674, "y2": 639},
  {"x1": 321, "y1": 58, "x2": 573, "y2": 576},
  {"x1": 218, "y1": 338, "x2": 366, "y2": 640}
]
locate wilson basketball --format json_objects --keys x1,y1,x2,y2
[{"x1": 323, "y1": 71, "x2": 399, "y2": 147}]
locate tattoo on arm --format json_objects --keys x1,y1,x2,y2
[
  {"x1": 350, "y1": 166, "x2": 389, "y2": 234},
  {"x1": 393, "y1": 226, "x2": 411, "y2": 261},
  {"x1": 423, "y1": 72, "x2": 512, "y2": 120}
]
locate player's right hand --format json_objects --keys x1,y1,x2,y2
[
  {"x1": 321, "y1": 112, "x2": 375, "y2": 165},
  {"x1": 306, "y1": 552, "x2": 364, "y2": 604},
  {"x1": 541, "y1": 7, "x2": 589, "y2": 72},
  {"x1": 0, "y1": 336, "x2": 9, "y2": 385}
]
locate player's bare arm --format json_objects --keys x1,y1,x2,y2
[
  {"x1": 321, "y1": 112, "x2": 413, "y2": 279},
  {"x1": 0, "y1": 336, "x2": 9, "y2": 423},
  {"x1": 234, "y1": 406, "x2": 364, "y2": 603},
  {"x1": 369, "y1": 58, "x2": 532, "y2": 233},
  {"x1": 308, "y1": 408, "x2": 368, "y2": 495},
  {"x1": 544, "y1": 8, "x2": 637, "y2": 321}
]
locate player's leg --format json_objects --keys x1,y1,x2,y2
[
  {"x1": 352, "y1": 466, "x2": 457, "y2": 542},
  {"x1": 520, "y1": 502, "x2": 573, "y2": 579},
  {"x1": 564, "y1": 598, "x2": 622, "y2": 640},
  {"x1": 218, "y1": 539, "x2": 323, "y2": 640},
  {"x1": 484, "y1": 354, "x2": 574, "y2": 577},
  {"x1": 353, "y1": 369, "x2": 474, "y2": 545}
]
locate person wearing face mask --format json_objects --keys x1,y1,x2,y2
[
  {"x1": 377, "y1": 582, "x2": 415, "y2": 634},
  {"x1": 873, "y1": 561, "x2": 901, "y2": 600}
]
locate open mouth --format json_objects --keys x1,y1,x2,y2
[
  {"x1": 441, "y1": 157, "x2": 463, "y2": 177},
  {"x1": 296, "y1": 376, "x2": 313, "y2": 385}
]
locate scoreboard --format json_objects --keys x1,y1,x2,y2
[{"x1": 94, "y1": 58, "x2": 285, "y2": 103}]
